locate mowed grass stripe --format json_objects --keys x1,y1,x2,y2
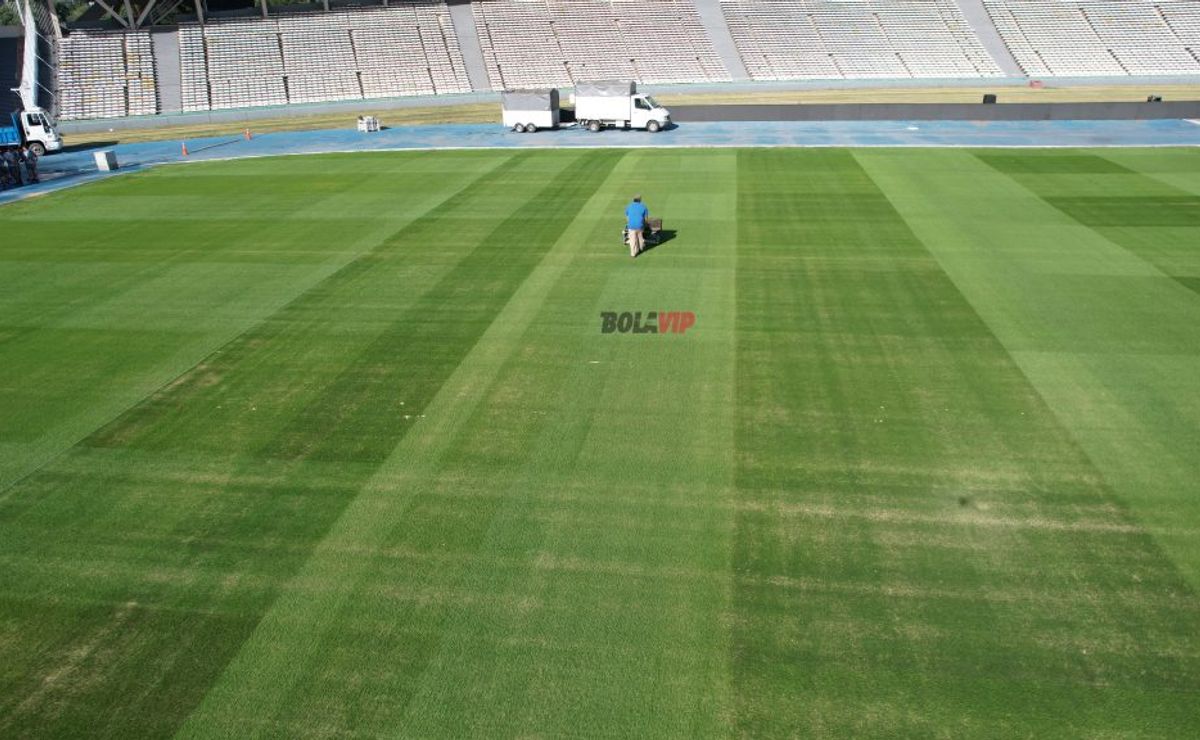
[
  {"x1": 734, "y1": 149, "x2": 1200, "y2": 735},
  {"x1": 174, "y1": 150, "x2": 625, "y2": 737},
  {"x1": 1101, "y1": 147, "x2": 1200, "y2": 198},
  {"x1": 0, "y1": 151, "x2": 597, "y2": 738}
]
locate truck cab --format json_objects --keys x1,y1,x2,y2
[
  {"x1": 21, "y1": 108, "x2": 63, "y2": 155},
  {"x1": 630, "y1": 94, "x2": 670, "y2": 132},
  {"x1": 9, "y1": 108, "x2": 63, "y2": 156}
]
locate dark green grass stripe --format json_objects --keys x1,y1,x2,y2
[
  {"x1": 261, "y1": 150, "x2": 624, "y2": 463},
  {"x1": 1175, "y1": 276, "x2": 1200, "y2": 296}
]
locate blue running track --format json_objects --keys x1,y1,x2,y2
[{"x1": 4, "y1": 118, "x2": 1199, "y2": 206}]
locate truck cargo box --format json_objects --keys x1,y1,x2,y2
[
  {"x1": 575, "y1": 81, "x2": 636, "y2": 125},
  {"x1": 574, "y1": 81, "x2": 636, "y2": 98}
]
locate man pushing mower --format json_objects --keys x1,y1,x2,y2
[{"x1": 624, "y1": 194, "x2": 662, "y2": 258}]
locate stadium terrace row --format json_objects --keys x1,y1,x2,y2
[
  {"x1": 722, "y1": 0, "x2": 1002, "y2": 80},
  {"x1": 473, "y1": 0, "x2": 730, "y2": 89},
  {"x1": 50, "y1": 0, "x2": 1200, "y2": 120},
  {"x1": 986, "y1": 0, "x2": 1200, "y2": 77}
]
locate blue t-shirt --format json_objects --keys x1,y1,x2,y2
[{"x1": 625, "y1": 202, "x2": 648, "y2": 229}]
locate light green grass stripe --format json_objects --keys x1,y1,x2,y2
[
  {"x1": 0, "y1": 154, "x2": 496, "y2": 497},
  {"x1": 1099, "y1": 148, "x2": 1200, "y2": 196},
  {"x1": 174, "y1": 151, "x2": 637, "y2": 738},
  {"x1": 855, "y1": 149, "x2": 1200, "y2": 588}
]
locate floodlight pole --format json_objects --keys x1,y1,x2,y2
[{"x1": 194, "y1": 0, "x2": 204, "y2": 24}]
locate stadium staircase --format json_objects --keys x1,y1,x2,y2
[
  {"x1": 150, "y1": 29, "x2": 182, "y2": 114},
  {"x1": 954, "y1": 0, "x2": 1024, "y2": 76},
  {"x1": 689, "y1": 0, "x2": 750, "y2": 80},
  {"x1": 445, "y1": 0, "x2": 491, "y2": 92}
]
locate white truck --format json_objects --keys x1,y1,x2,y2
[
  {"x1": 1, "y1": 108, "x2": 63, "y2": 156},
  {"x1": 575, "y1": 81, "x2": 670, "y2": 133},
  {"x1": 502, "y1": 89, "x2": 560, "y2": 133}
]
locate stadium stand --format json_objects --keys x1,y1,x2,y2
[
  {"x1": 472, "y1": 0, "x2": 731, "y2": 90},
  {"x1": 42, "y1": 0, "x2": 1200, "y2": 121},
  {"x1": 984, "y1": 0, "x2": 1200, "y2": 76},
  {"x1": 57, "y1": 31, "x2": 159, "y2": 119},
  {"x1": 176, "y1": 3, "x2": 470, "y2": 112},
  {"x1": 720, "y1": 0, "x2": 1002, "y2": 80}
]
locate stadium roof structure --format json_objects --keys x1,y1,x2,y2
[
  {"x1": 69, "y1": 0, "x2": 407, "y2": 29},
  {"x1": 85, "y1": 0, "x2": 191, "y2": 29}
]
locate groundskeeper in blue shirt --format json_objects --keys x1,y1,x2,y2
[{"x1": 626, "y1": 198, "x2": 648, "y2": 230}]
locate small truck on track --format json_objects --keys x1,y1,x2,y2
[
  {"x1": 1, "y1": 107, "x2": 62, "y2": 156},
  {"x1": 574, "y1": 81, "x2": 670, "y2": 133},
  {"x1": 500, "y1": 81, "x2": 670, "y2": 133}
]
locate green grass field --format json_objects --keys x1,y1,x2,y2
[{"x1": 1, "y1": 148, "x2": 1199, "y2": 737}]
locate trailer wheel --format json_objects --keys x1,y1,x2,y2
[
  {"x1": 29, "y1": 142, "x2": 45, "y2": 157},
  {"x1": 513, "y1": 123, "x2": 526, "y2": 133},
  {"x1": 525, "y1": 123, "x2": 537, "y2": 134},
  {"x1": 587, "y1": 120, "x2": 601, "y2": 133},
  {"x1": 647, "y1": 120, "x2": 661, "y2": 133}
]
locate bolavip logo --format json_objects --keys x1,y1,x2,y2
[{"x1": 600, "y1": 311, "x2": 696, "y2": 335}]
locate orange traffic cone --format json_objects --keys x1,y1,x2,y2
[
  {"x1": 181, "y1": 142, "x2": 189, "y2": 157},
  {"x1": 244, "y1": 128, "x2": 252, "y2": 140}
]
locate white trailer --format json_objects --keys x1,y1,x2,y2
[
  {"x1": 574, "y1": 81, "x2": 670, "y2": 133},
  {"x1": 502, "y1": 89, "x2": 561, "y2": 133}
]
